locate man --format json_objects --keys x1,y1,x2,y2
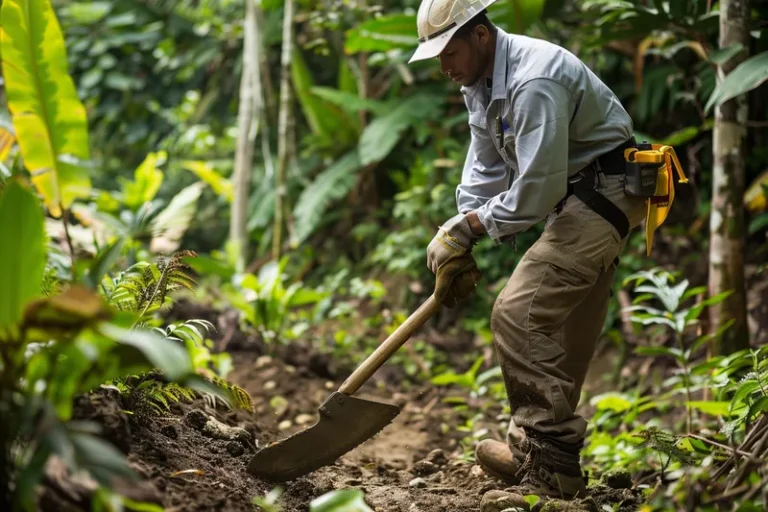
[{"x1": 409, "y1": 0, "x2": 647, "y2": 500}]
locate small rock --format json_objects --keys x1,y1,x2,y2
[
  {"x1": 430, "y1": 470, "x2": 444, "y2": 483},
  {"x1": 226, "y1": 441, "x2": 245, "y2": 457},
  {"x1": 295, "y1": 414, "x2": 315, "y2": 425},
  {"x1": 426, "y1": 448, "x2": 448, "y2": 466},
  {"x1": 278, "y1": 420, "x2": 293, "y2": 430},
  {"x1": 409, "y1": 477, "x2": 428, "y2": 488},
  {"x1": 284, "y1": 365, "x2": 296, "y2": 374},
  {"x1": 325, "y1": 381, "x2": 334, "y2": 389},
  {"x1": 541, "y1": 499, "x2": 588, "y2": 512},
  {"x1": 160, "y1": 425, "x2": 178, "y2": 439},
  {"x1": 480, "y1": 490, "x2": 529, "y2": 512},
  {"x1": 601, "y1": 468, "x2": 633, "y2": 489},
  {"x1": 185, "y1": 410, "x2": 252, "y2": 445},
  {"x1": 255, "y1": 355, "x2": 272, "y2": 368},
  {"x1": 264, "y1": 381, "x2": 277, "y2": 391},
  {"x1": 412, "y1": 460, "x2": 439, "y2": 476},
  {"x1": 471, "y1": 465, "x2": 486, "y2": 478}
]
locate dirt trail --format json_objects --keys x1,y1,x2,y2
[{"x1": 44, "y1": 344, "x2": 643, "y2": 511}]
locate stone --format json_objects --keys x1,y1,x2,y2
[
  {"x1": 226, "y1": 441, "x2": 245, "y2": 457},
  {"x1": 412, "y1": 460, "x2": 439, "y2": 476},
  {"x1": 295, "y1": 413, "x2": 315, "y2": 425},
  {"x1": 601, "y1": 468, "x2": 633, "y2": 489},
  {"x1": 540, "y1": 499, "x2": 589, "y2": 512},
  {"x1": 185, "y1": 410, "x2": 252, "y2": 445},
  {"x1": 426, "y1": 448, "x2": 448, "y2": 466},
  {"x1": 160, "y1": 425, "x2": 178, "y2": 439},
  {"x1": 409, "y1": 477, "x2": 428, "y2": 488},
  {"x1": 480, "y1": 490, "x2": 529, "y2": 512}
]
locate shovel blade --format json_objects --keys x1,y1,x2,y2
[{"x1": 247, "y1": 392, "x2": 400, "y2": 481}]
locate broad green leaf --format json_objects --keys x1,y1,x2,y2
[
  {"x1": 0, "y1": 179, "x2": 46, "y2": 336},
  {"x1": 98, "y1": 322, "x2": 193, "y2": 381},
  {"x1": 291, "y1": 151, "x2": 362, "y2": 247},
  {"x1": 0, "y1": 0, "x2": 92, "y2": 217},
  {"x1": 82, "y1": 238, "x2": 125, "y2": 290},
  {"x1": 182, "y1": 160, "x2": 233, "y2": 202},
  {"x1": 309, "y1": 87, "x2": 390, "y2": 116},
  {"x1": 292, "y1": 48, "x2": 358, "y2": 147},
  {"x1": 705, "y1": 51, "x2": 768, "y2": 113},
  {"x1": 687, "y1": 400, "x2": 731, "y2": 416},
  {"x1": 732, "y1": 380, "x2": 761, "y2": 406},
  {"x1": 64, "y1": 2, "x2": 112, "y2": 24},
  {"x1": 358, "y1": 95, "x2": 443, "y2": 166},
  {"x1": 149, "y1": 182, "x2": 205, "y2": 253},
  {"x1": 708, "y1": 43, "x2": 745, "y2": 65},
  {"x1": 121, "y1": 151, "x2": 166, "y2": 210},
  {"x1": 344, "y1": 14, "x2": 417, "y2": 54},
  {"x1": 310, "y1": 489, "x2": 374, "y2": 512},
  {"x1": 591, "y1": 393, "x2": 632, "y2": 413},
  {"x1": 749, "y1": 213, "x2": 768, "y2": 235}
]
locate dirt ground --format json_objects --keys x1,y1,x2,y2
[{"x1": 40, "y1": 337, "x2": 646, "y2": 512}]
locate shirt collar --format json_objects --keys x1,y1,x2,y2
[{"x1": 461, "y1": 27, "x2": 510, "y2": 102}]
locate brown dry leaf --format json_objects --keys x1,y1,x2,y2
[{"x1": 169, "y1": 469, "x2": 205, "y2": 478}]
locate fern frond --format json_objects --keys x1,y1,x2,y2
[
  {"x1": 636, "y1": 427, "x2": 695, "y2": 465},
  {"x1": 207, "y1": 375, "x2": 254, "y2": 412}
]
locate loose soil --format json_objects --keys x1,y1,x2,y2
[{"x1": 42, "y1": 339, "x2": 645, "y2": 512}]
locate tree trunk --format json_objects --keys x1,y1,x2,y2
[
  {"x1": 230, "y1": 0, "x2": 262, "y2": 272},
  {"x1": 708, "y1": 0, "x2": 750, "y2": 354},
  {"x1": 272, "y1": 0, "x2": 295, "y2": 260}
]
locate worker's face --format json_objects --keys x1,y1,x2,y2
[{"x1": 438, "y1": 26, "x2": 491, "y2": 87}]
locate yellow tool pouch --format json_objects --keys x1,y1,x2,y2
[{"x1": 623, "y1": 141, "x2": 689, "y2": 256}]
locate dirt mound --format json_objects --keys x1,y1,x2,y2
[{"x1": 41, "y1": 348, "x2": 644, "y2": 511}]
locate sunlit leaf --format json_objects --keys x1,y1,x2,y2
[
  {"x1": 0, "y1": 179, "x2": 46, "y2": 336},
  {"x1": 121, "y1": 151, "x2": 166, "y2": 210},
  {"x1": 705, "y1": 51, "x2": 768, "y2": 113},
  {"x1": 344, "y1": 14, "x2": 417, "y2": 54},
  {"x1": 0, "y1": 0, "x2": 92, "y2": 217},
  {"x1": 310, "y1": 489, "x2": 374, "y2": 512},
  {"x1": 687, "y1": 400, "x2": 731, "y2": 416},
  {"x1": 744, "y1": 168, "x2": 768, "y2": 214},
  {"x1": 182, "y1": 160, "x2": 233, "y2": 202},
  {"x1": 149, "y1": 182, "x2": 205, "y2": 253}
]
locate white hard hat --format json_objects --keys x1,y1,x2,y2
[{"x1": 409, "y1": 0, "x2": 498, "y2": 64}]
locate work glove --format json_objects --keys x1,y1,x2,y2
[
  {"x1": 438, "y1": 256, "x2": 483, "y2": 308},
  {"x1": 427, "y1": 213, "x2": 482, "y2": 307}
]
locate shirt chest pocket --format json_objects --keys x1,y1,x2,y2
[{"x1": 502, "y1": 131, "x2": 517, "y2": 171}]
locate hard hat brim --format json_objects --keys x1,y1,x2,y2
[{"x1": 408, "y1": 25, "x2": 460, "y2": 63}]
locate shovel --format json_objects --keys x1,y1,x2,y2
[{"x1": 247, "y1": 294, "x2": 441, "y2": 481}]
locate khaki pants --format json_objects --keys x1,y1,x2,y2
[{"x1": 490, "y1": 172, "x2": 647, "y2": 449}]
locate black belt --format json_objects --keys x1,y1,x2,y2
[{"x1": 556, "y1": 137, "x2": 637, "y2": 239}]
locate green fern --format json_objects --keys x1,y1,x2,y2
[
  {"x1": 208, "y1": 375, "x2": 254, "y2": 412},
  {"x1": 105, "y1": 250, "x2": 197, "y2": 319},
  {"x1": 636, "y1": 426, "x2": 696, "y2": 466},
  {"x1": 118, "y1": 374, "x2": 196, "y2": 418}
]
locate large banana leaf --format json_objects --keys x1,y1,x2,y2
[
  {"x1": 705, "y1": 51, "x2": 768, "y2": 113},
  {"x1": 0, "y1": 0, "x2": 92, "y2": 218}
]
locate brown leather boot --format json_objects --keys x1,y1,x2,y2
[
  {"x1": 474, "y1": 439, "x2": 524, "y2": 484},
  {"x1": 517, "y1": 436, "x2": 588, "y2": 500}
]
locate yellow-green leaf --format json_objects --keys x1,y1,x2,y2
[
  {"x1": 745, "y1": 168, "x2": 768, "y2": 213},
  {"x1": 0, "y1": 127, "x2": 16, "y2": 161},
  {"x1": 0, "y1": 0, "x2": 91, "y2": 217},
  {"x1": 182, "y1": 160, "x2": 233, "y2": 202},
  {"x1": 121, "y1": 151, "x2": 166, "y2": 210}
]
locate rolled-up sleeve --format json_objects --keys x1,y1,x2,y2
[
  {"x1": 456, "y1": 100, "x2": 511, "y2": 214},
  {"x1": 475, "y1": 78, "x2": 574, "y2": 244}
]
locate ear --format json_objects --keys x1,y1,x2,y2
[{"x1": 475, "y1": 25, "x2": 489, "y2": 44}]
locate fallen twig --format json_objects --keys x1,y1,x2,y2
[{"x1": 686, "y1": 433, "x2": 761, "y2": 463}]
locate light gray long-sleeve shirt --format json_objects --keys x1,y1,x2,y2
[{"x1": 456, "y1": 28, "x2": 634, "y2": 244}]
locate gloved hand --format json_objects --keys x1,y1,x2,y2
[
  {"x1": 438, "y1": 256, "x2": 483, "y2": 308},
  {"x1": 426, "y1": 213, "x2": 480, "y2": 273},
  {"x1": 427, "y1": 213, "x2": 482, "y2": 307}
]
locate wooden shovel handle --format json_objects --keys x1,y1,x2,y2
[{"x1": 338, "y1": 294, "x2": 441, "y2": 395}]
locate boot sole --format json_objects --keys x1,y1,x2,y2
[{"x1": 476, "y1": 461, "x2": 523, "y2": 485}]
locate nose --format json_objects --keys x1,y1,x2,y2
[{"x1": 438, "y1": 55, "x2": 449, "y2": 75}]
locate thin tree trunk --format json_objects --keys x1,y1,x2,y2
[
  {"x1": 708, "y1": 0, "x2": 750, "y2": 354},
  {"x1": 230, "y1": 0, "x2": 262, "y2": 272},
  {"x1": 272, "y1": 0, "x2": 294, "y2": 260}
]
